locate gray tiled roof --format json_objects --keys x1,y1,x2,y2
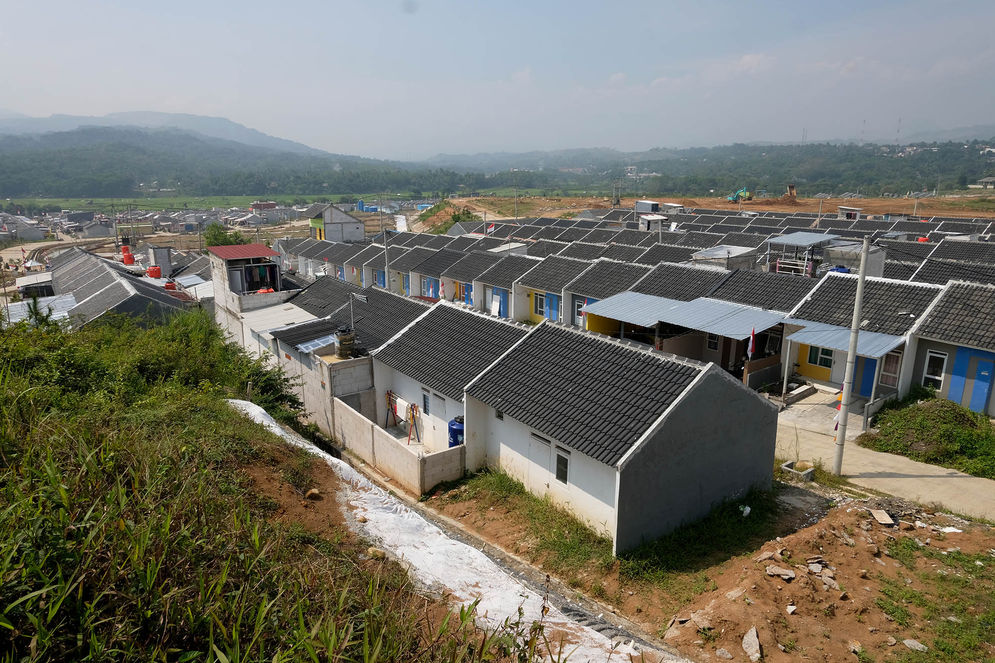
[
  {"x1": 517, "y1": 256, "x2": 593, "y2": 292},
  {"x1": 911, "y1": 259, "x2": 995, "y2": 286},
  {"x1": 557, "y1": 242, "x2": 607, "y2": 261},
  {"x1": 410, "y1": 248, "x2": 467, "y2": 277},
  {"x1": 929, "y1": 240, "x2": 995, "y2": 264},
  {"x1": 389, "y1": 246, "x2": 436, "y2": 272},
  {"x1": 345, "y1": 244, "x2": 385, "y2": 267},
  {"x1": 323, "y1": 287, "x2": 430, "y2": 350},
  {"x1": 299, "y1": 240, "x2": 332, "y2": 259},
  {"x1": 441, "y1": 251, "x2": 504, "y2": 283},
  {"x1": 634, "y1": 243, "x2": 697, "y2": 265},
  {"x1": 365, "y1": 245, "x2": 408, "y2": 269},
  {"x1": 527, "y1": 239, "x2": 568, "y2": 257},
  {"x1": 600, "y1": 243, "x2": 648, "y2": 262},
  {"x1": 580, "y1": 228, "x2": 620, "y2": 244},
  {"x1": 466, "y1": 324, "x2": 705, "y2": 466},
  {"x1": 564, "y1": 260, "x2": 652, "y2": 300},
  {"x1": 554, "y1": 228, "x2": 591, "y2": 243},
  {"x1": 916, "y1": 282, "x2": 995, "y2": 351},
  {"x1": 290, "y1": 275, "x2": 361, "y2": 316},
  {"x1": 374, "y1": 304, "x2": 529, "y2": 400},
  {"x1": 612, "y1": 229, "x2": 653, "y2": 245},
  {"x1": 472, "y1": 236, "x2": 509, "y2": 251},
  {"x1": 878, "y1": 239, "x2": 937, "y2": 262},
  {"x1": 421, "y1": 234, "x2": 456, "y2": 250},
  {"x1": 791, "y1": 273, "x2": 942, "y2": 335},
  {"x1": 510, "y1": 225, "x2": 542, "y2": 240},
  {"x1": 707, "y1": 269, "x2": 814, "y2": 313},
  {"x1": 444, "y1": 235, "x2": 482, "y2": 252},
  {"x1": 882, "y1": 260, "x2": 920, "y2": 281},
  {"x1": 476, "y1": 255, "x2": 542, "y2": 289},
  {"x1": 533, "y1": 226, "x2": 567, "y2": 241},
  {"x1": 719, "y1": 232, "x2": 771, "y2": 248},
  {"x1": 631, "y1": 263, "x2": 730, "y2": 301}
]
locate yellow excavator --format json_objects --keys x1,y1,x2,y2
[{"x1": 727, "y1": 187, "x2": 753, "y2": 202}]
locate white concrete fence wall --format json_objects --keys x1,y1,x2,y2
[{"x1": 332, "y1": 397, "x2": 465, "y2": 494}]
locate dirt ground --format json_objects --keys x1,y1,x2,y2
[
  {"x1": 462, "y1": 194, "x2": 995, "y2": 221},
  {"x1": 428, "y1": 482, "x2": 995, "y2": 662}
]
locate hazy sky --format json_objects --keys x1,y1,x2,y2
[{"x1": 2, "y1": 0, "x2": 994, "y2": 160}]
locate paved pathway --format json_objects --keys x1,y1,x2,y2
[{"x1": 776, "y1": 392, "x2": 995, "y2": 521}]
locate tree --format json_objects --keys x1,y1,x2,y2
[{"x1": 203, "y1": 223, "x2": 248, "y2": 247}]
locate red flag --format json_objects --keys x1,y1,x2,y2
[
  {"x1": 485, "y1": 223, "x2": 496, "y2": 234},
  {"x1": 747, "y1": 327, "x2": 756, "y2": 358},
  {"x1": 439, "y1": 279, "x2": 445, "y2": 300}
]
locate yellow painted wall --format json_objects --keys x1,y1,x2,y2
[
  {"x1": 796, "y1": 343, "x2": 832, "y2": 381},
  {"x1": 526, "y1": 290, "x2": 545, "y2": 324},
  {"x1": 585, "y1": 313, "x2": 621, "y2": 335}
]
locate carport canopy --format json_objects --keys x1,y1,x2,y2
[{"x1": 783, "y1": 320, "x2": 905, "y2": 358}]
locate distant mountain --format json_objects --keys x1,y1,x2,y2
[
  {"x1": 0, "y1": 111, "x2": 327, "y2": 156},
  {"x1": 0, "y1": 125, "x2": 478, "y2": 198},
  {"x1": 0, "y1": 108, "x2": 28, "y2": 120}
]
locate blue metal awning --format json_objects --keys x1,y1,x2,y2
[
  {"x1": 583, "y1": 292, "x2": 784, "y2": 339},
  {"x1": 783, "y1": 320, "x2": 905, "y2": 358}
]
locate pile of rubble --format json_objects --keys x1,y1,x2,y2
[{"x1": 661, "y1": 497, "x2": 990, "y2": 661}]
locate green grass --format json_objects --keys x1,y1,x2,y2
[
  {"x1": 857, "y1": 393, "x2": 995, "y2": 480},
  {"x1": 453, "y1": 470, "x2": 615, "y2": 573},
  {"x1": 0, "y1": 313, "x2": 545, "y2": 661},
  {"x1": 444, "y1": 470, "x2": 781, "y2": 604}
]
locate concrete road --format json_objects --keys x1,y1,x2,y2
[{"x1": 776, "y1": 418, "x2": 995, "y2": 522}]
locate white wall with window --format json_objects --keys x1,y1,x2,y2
[
  {"x1": 372, "y1": 359, "x2": 455, "y2": 452},
  {"x1": 461, "y1": 395, "x2": 617, "y2": 538}
]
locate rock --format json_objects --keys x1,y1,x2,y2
[
  {"x1": 742, "y1": 626, "x2": 761, "y2": 662},
  {"x1": 726, "y1": 587, "x2": 746, "y2": 601},
  {"x1": 691, "y1": 611, "x2": 713, "y2": 631},
  {"x1": 886, "y1": 636, "x2": 897, "y2": 646},
  {"x1": 765, "y1": 565, "x2": 796, "y2": 581},
  {"x1": 870, "y1": 509, "x2": 894, "y2": 526},
  {"x1": 755, "y1": 551, "x2": 774, "y2": 562},
  {"x1": 903, "y1": 638, "x2": 928, "y2": 652},
  {"x1": 304, "y1": 488, "x2": 320, "y2": 500},
  {"x1": 786, "y1": 605, "x2": 797, "y2": 615},
  {"x1": 858, "y1": 568, "x2": 869, "y2": 578},
  {"x1": 947, "y1": 616, "x2": 962, "y2": 624},
  {"x1": 356, "y1": 515, "x2": 368, "y2": 523},
  {"x1": 366, "y1": 547, "x2": 386, "y2": 560},
  {"x1": 715, "y1": 647, "x2": 734, "y2": 659},
  {"x1": 663, "y1": 624, "x2": 683, "y2": 642},
  {"x1": 899, "y1": 520, "x2": 916, "y2": 531},
  {"x1": 866, "y1": 543, "x2": 880, "y2": 556},
  {"x1": 848, "y1": 640, "x2": 862, "y2": 653},
  {"x1": 808, "y1": 563, "x2": 823, "y2": 574},
  {"x1": 868, "y1": 626, "x2": 878, "y2": 633},
  {"x1": 839, "y1": 591, "x2": 849, "y2": 601}
]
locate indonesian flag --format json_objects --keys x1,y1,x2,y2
[
  {"x1": 747, "y1": 327, "x2": 756, "y2": 358},
  {"x1": 485, "y1": 223, "x2": 496, "y2": 234},
  {"x1": 439, "y1": 280, "x2": 445, "y2": 300},
  {"x1": 21, "y1": 247, "x2": 26, "y2": 255},
  {"x1": 351, "y1": 266, "x2": 356, "y2": 276}
]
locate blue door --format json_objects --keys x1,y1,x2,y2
[
  {"x1": 463, "y1": 282, "x2": 473, "y2": 305},
  {"x1": 544, "y1": 293, "x2": 560, "y2": 321},
  {"x1": 403, "y1": 273, "x2": 410, "y2": 295},
  {"x1": 969, "y1": 360, "x2": 994, "y2": 413},
  {"x1": 375, "y1": 269, "x2": 386, "y2": 288},
  {"x1": 336, "y1": 266, "x2": 345, "y2": 280},
  {"x1": 495, "y1": 287, "x2": 509, "y2": 317},
  {"x1": 858, "y1": 357, "x2": 877, "y2": 397}
]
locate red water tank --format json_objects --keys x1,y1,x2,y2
[
  {"x1": 917, "y1": 237, "x2": 929, "y2": 243},
  {"x1": 147, "y1": 265, "x2": 162, "y2": 278},
  {"x1": 121, "y1": 245, "x2": 131, "y2": 255},
  {"x1": 164, "y1": 281, "x2": 176, "y2": 290},
  {"x1": 122, "y1": 254, "x2": 135, "y2": 265}
]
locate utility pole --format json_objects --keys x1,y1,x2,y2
[
  {"x1": 380, "y1": 193, "x2": 390, "y2": 292},
  {"x1": 833, "y1": 235, "x2": 870, "y2": 475}
]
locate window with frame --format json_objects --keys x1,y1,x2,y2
[
  {"x1": 706, "y1": 333, "x2": 720, "y2": 351},
  {"x1": 533, "y1": 292, "x2": 546, "y2": 316},
  {"x1": 807, "y1": 345, "x2": 833, "y2": 368},
  {"x1": 922, "y1": 350, "x2": 947, "y2": 390},
  {"x1": 495, "y1": 410, "x2": 504, "y2": 420},
  {"x1": 421, "y1": 390, "x2": 430, "y2": 416},
  {"x1": 879, "y1": 350, "x2": 902, "y2": 388},
  {"x1": 420, "y1": 276, "x2": 431, "y2": 297},
  {"x1": 555, "y1": 447, "x2": 570, "y2": 484}
]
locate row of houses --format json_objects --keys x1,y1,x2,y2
[{"x1": 207, "y1": 244, "x2": 778, "y2": 554}]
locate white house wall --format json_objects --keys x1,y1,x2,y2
[
  {"x1": 465, "y1": 395, "x2": 617, "y2": 539},
  {"x1": 373, "y1": 360, "x2": 458, "y2": 452}
]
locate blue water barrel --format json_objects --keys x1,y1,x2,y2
[{"x1": 448, "y1": 416, "x2": 465, "y2": 448}]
